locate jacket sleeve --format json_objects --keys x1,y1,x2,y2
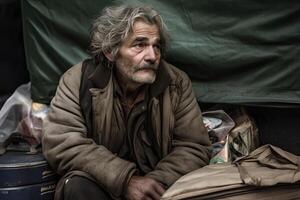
[
  {"x1": 146, "y1": 73, "x2": 211, "y2": 187},
  {"x1": 42, "y1": 63, "x2": 136, "y2": 197}
]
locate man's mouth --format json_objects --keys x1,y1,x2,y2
[{"x1": 137, "y1": 65, "x2": 157, "y2": 72}]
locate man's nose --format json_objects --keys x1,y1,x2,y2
[{"x1": 144, "y1": 46, "x2": 158, "y2": 63}]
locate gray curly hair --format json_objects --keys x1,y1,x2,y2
[{"x1": 89, "y1": 5, "x2": 169, "y2": 63}]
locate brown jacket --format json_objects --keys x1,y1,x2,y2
[{"x1": 42, "y1": 59, "x2": 211, "y2": 199}]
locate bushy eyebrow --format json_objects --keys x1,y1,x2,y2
[
  {"x1": 133, "y1": 36, "x2": 161, "y2": 44},
  {"x1": 133, "y1": 36, "x2": 148, "y2": 42}
]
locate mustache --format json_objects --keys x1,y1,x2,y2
[{"x1": 135, "y1": 64, "x2": 158, "y2": 71}]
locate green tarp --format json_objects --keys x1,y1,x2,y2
[{"x1": 22, "y1": 0, "x2": 300, "y2": 106}]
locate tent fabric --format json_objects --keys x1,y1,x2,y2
[{"x1": 22, "y1": 0, "x2": 300, "y2": 106}]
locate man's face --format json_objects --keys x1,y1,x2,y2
[{"x1": 114, "y1": 21, "x2": 161, "y2": 85}]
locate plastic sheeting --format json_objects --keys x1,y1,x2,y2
[{"x1": 22, "y1": 0, "x2": 300, "y2": 106}]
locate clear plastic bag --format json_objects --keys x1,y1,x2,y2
[
  {"x1": 202, "y1": 110, "x2": 235, "y2": 163},
  {"x1": 0, "y1": 83, "x2": 49, "y2": 154},
  {"x1": 204, "y1": 108, "x2": 259, "y2": 164}
]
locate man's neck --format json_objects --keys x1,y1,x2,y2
[{"x1": 114, "y1": 71, "x2": 144, "y2": 102}]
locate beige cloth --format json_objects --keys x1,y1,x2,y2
[{"x1": 162, "y1": 144, "x2": 300, "y2": 200}]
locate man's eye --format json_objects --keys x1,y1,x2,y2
[
  {"x1": 134, "y1": 43, "x2": 145, "y2": 49},
  {"x1": 154, "y1": 44, "x2": 161, "y2": 51}
]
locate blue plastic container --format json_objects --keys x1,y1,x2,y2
[{"x1": 0, "y1": 151, "x2": 57, "y2": 200}]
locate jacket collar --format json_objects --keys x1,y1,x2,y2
[
  {"x1": 88, "y1": 60, "x2": 112, "y2": 89},
  {"x1": 88, "y1": 59, "x2": 171, "y2": 98},
  {"x1": 149, "y1": 60, "x2": 171, "y2": 98}
]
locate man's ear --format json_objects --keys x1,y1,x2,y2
[{"x1": 104, "y1": 52, "x2": 114, "y2": 62}]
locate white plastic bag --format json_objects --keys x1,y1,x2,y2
[{"x1": 0, "y1": 83, "x2": 49, "y2": 154}]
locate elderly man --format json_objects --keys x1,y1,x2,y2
[{"x1": 42, "y1": 4, "x2": 211, "y2": 200}]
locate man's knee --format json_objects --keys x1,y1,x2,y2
[
  {"x1": 64, "y1": 176, "x2": 111, "y2": 200},
  {"x1": 64, "y1": 176, "x2": 87, "y2": 199}
]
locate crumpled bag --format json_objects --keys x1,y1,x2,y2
[
  {"x1": 202, "y1": 110, "x2": 235, "y2": 163},
  {"x1": 203, "y1": 110, "x2": 235, "y2": 144},
  {"x1": 234, "y1": 144, "x2": 300, "y2": 186},
  {"x1": 203, "y1": 108, "x2": 259, "y2": 164},
  {"x1": 162, "y1": 145, "x2": 300, "y2": 200},
  {"x1": 227, "y1": 108, "x2": 259, "y2": 161},
  {"x1": 0, "y1": 83, "x2": 49, "y2": 154}
]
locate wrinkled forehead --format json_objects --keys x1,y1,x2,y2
[{"x1": 125, "y1": 20, "x2": 160, "y2": 43}]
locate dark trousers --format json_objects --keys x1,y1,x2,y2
[{"x1": 64, "y1": 176, "x2": 113, "y2": 200}]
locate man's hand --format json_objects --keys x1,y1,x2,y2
[{"x1": 125, "y1": 176, "x2": 166, "y2": 200}]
